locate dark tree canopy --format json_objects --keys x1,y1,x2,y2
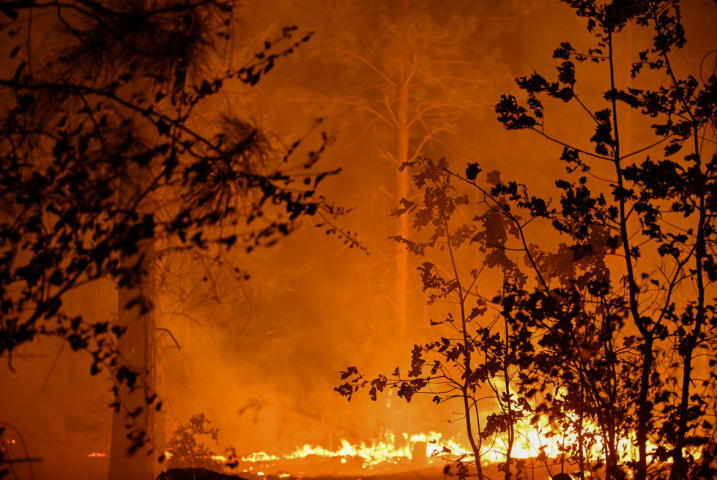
[
  {"x1": 0, "y1": 0, "x2": 359, "y2": 471},
  {"x1": 338, "y1": 1, "x2": 717, "y2": 480}
]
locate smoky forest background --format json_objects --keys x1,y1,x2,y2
[{"x1": 1, "y1": 1, "x2": 717, "y2": 480}]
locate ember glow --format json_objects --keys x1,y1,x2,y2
[
  {"x1": 239, "y1": 429, "x2": 559, "y2": 469},
  {"x1": 163, "y1": 451, "x2": 228, "y2": 462},
  {"x1": 238, "y1": 422, "x2": 667, "y2": 473},
  {"x1": 239, "y1": 431, "x2": 439, "y2": 468}
]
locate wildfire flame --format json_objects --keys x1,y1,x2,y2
[
  {"x1": 239, "y1": 422, "x2": 664, "y2": 471},
  {"x1": 241, "y1": 452, "x2": 280, "y2": 462},
  {"x1": 163, "y1": 451, "x2": 228, "y2": 462},
  {"x1": 85, "y1": 424, "x2": 673, "y2": 474},
  {"x1": 239, "y1": 430, "x2": 546, "y2": 469}
]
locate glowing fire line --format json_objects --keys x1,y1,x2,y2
[
  {"x1": 239, "y1": 431, "x2": 528, "y2": 468},
  {"x1": 88, "y1": 425, "x2": 675, "y2": 469},
  {"x1": 239, "y1": 423, "x2": 670, "y2": 470}
]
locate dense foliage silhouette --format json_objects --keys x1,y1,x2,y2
[
  {"x1": 337, "y1": 1, "x2": 717, "y2": 479},
  {"x1": 0, "y1": 1, "x2": 358, "y2": 477}
]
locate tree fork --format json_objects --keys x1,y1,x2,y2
[
  {"x1": 668, "y1": 60, "x2": 708, "y2": 480},
  {"x1": 607, "y1": 30, "x2": 652, "y2": 480},
  {"x1": 394, "y1": 0, "x2": 411, "y2": 336},
  {"x1": 444, "y1": 217, "x2": 484, "y2": 480}
]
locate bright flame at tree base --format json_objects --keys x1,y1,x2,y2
[
  {"x1": 239, "y1": 429, "x2": 565, "y2": 473},
  {"x1": 237, "y1": 425, "x2": 673, "y2": 477},
  {"x1": 90, "y1": 427, "x2": 676, "y2": 477}
]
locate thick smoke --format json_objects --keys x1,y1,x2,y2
[{"x1": 2, "y1": 1, "x2": 716, "y2": 479}]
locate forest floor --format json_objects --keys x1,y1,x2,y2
[{"x1": 232, "y1": 463, "x2": 564, "y2": 480}]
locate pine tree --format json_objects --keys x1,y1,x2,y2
[
  {"x1": 0, "y1": 2, "x2": 351, "y2": 478},
  {"x1": 292, "y1": 0, "x2": 512, "y2": 335}
]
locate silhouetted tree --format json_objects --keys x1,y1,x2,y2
[
  {"x1": 492, "y1": 1, "x2": 716, "y2": 478},
  {"x1": 299, "y1": 0, "x2": 514, "y2": 334},
  {"x1": 0, "y1": 1, "x2": 356, "y2": 479},
  {"x1": 336, "y1": 158, "x2": 534, "y2": 480},
  {"x1": 165, "y1": 413, "x2": 223, "y2": 472},
  {"x1": 338, "y1": 1, "x2": 717, "y2": 480}
]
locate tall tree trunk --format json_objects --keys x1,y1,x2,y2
[
  {"x1": 635, "y1": 337, "x2": 653, "y2": 480},
  {"x1": 607, "y1": 31, "x2": 652, "y2": 480},
  {"x1": 669, "y1": 92, "x2": 708, "y2": 480},
  {"x1": 394, "y1": 0, "x2": 410, "y2": 335},
  {"x1": 108, "y1": 166, "x2": 156, "y2": 480},
  {"x1": 154, "y1": 344, "x2": 167, "y2": 473},
  {"x1": 503, "y1": 321, "x2": 513, "y2": 480},
  {"x1": 578, "y1": 384, "x2": 585, "y2": 480}
]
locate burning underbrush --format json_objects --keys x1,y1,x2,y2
[
  {"x1": 235, "y1": 431, "x2": 451, "y2": 477},
  {"x1": 65, "y1": 416, "x2": 601, "y2": 480},
  {"x1": 228, "y1": 428, "x2": 568, "y2": 478},
  {"x1": 72, "y1": 410, "x2": 657, "y2": 480}
]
